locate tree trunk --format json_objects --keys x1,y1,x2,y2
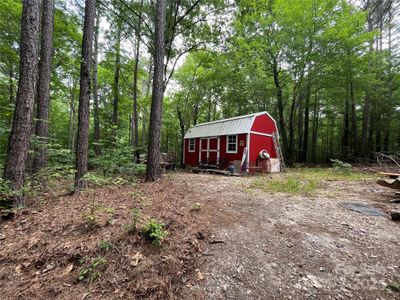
[
  {"x1": 132, "y1": 37, "x2": 140, "y2": 161},
  {"x1": 3, "y1": 0, "x2": 41, "y2": 206},
  {"x1": 311, "y1": 91, "x2": 319, "y2": 163},
  {"x1": 131, "y1": 0, "x2": 143, "y2": 163},
  {"x1": 141, "y1": 58, "x2": 153, "y2": 147},
  {"x1": 177, "y1": 106, "x2": 185, "y2": 166},
  {"x1": 8, "y1": 69, "x2": 14, "y2": 127},
  {"x1": 68, "y1": 77, "x2": 76, "y2": 151},
  {"x1": 92, "y1": 4, "x2": 101, "y2": 156},
  {"x1": 32, "y1": 0, "x2": 54, "y2": 174},
  {"x1": 297, "y1": 92, "x2": 304, "y2": 162},
  {"x1": 193, "y1": 101, "x2": 199, "y2": 125},
  {"x1": 146, "y1": 0, "x2": 166, "y2": 182},
  {"x1": 301, "y1": 83, "x2": 311, "y2": 163},
  {"x1": 350, "y1": 76, "x2": 358, "y2": 157},
  {"x1": 74, "y1": 0, "x2": 96, "y2": 190},
  {"x1": 343, "y1": 60, "x2": 350, "y2": 161},
  {"x1": 361, "y1": 20, "x2": 373, "y2": 158},
  {"x1": 271, "y1": 56, "x2": 288, "y2": 159},
  {"x1": 112, "y1": 21, "x2": 121, "y2": 143}
]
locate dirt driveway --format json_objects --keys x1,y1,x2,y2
[{"x1": 179, "y1": 172, "x2": 400, "y2": 300}]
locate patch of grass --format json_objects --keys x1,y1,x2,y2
[
  {"x1": 251, "y1": 168, "x2": 376, "y2": 195},
  {"x1": 252, "y1": 176, "x2": 318, "y2": 195},
  {"x1": 293, "y1": 167, "x2": 374, "y2": 181}
]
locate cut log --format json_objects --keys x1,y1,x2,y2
[
  {"x1": 390, "y1": 209, "x2": 400, "y2": 221},
  {"x1": 378, "y1": 172, "x2": 400, "y2": 179},
  {"x1": 376, "y1": 179, "x2": 400, "y2": 190}
]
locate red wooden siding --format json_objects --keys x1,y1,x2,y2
[
  {"x1": 184, "y1": 138, "x2": 199, "y2": 166},
  {"x1": 184, "y1": 134, "x2": 247, "y2": 166},
  {"x1": 219, "y1": 134, "x2": 247, "y2": 164},
  {"x1": 251, "y1": 113, "x2": 277, "y2": 134},
  {"x1": 249, "y1": 133, "x2": 277, "y2": 163}
]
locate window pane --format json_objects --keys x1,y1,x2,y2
[
  {"x1": 227, "y1": 135, "x2": 237, "y2": 152},
  {"x1": 189, "y1": 139, "x2": 195, "y2": 151}
]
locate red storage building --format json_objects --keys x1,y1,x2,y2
[{"x1": 183, "y1": 112, "x2": 282, "y2": 173}]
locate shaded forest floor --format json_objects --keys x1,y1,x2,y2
[{"x1": 1, "y1": 169, "x2": 400, "y2": 299}]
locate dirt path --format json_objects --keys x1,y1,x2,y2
[{"x1": 179, "y1": 173, "x2": 400, "y2": 300}]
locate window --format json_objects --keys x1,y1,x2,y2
[
  {"x1": 189, "y1": 138, "x2": 195, "y2": 152},
  {"x1": 226, "y1": 135, "x2": 238, "y2": 153}
]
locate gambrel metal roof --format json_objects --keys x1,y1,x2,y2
[{"x1": 184, "y1": 112, "x2": 272, "y2": 139}]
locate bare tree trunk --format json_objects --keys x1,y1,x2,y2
[
  {"x1": 32, "y1": 0, "x2": 54, "y2": 174},
  {"x1": 343, "y1": 54, "x2": 351, "y2": 160},
  {"x1": 112, "y1": 21, "x2": 121, "y2": 143},
  {"x1": 361, "y1": 17, "x2": 374, "y2": 158},
  {"x1": 75, "y1": 0, "x2": 96, "y2": 190},
  {"x1": 92, "y1": 4, "x2": 101, "y2": 156},
  {"x1": 177, "y1": 106, "x2": 185, "y2": 165},
  {"x1": 297, "y1": 93, "x2": 304, "y2": 162},
  {"x1": 132, "y1": 35, "x2": 141, "y2": 161},
  {"x1": 3, "y1": 0, "x2": 41, "y2": 206},
  {"x1": 301, "y1": 83, "x2": 311, "y2": 163},
  {"x1": 193, "y1": 101, "x2": 199, "y2": 125},
  {"x1": 68, "y1": 77, "x2": 76, "y2": 151},
  {"x1": 311, "y1": 92, "x2": 319, "y2": 162},
  {"x1": 271, "y1": 56, "x2": 288, "y2": 159},
  {"x1": 131, "y1": 0, "x2": 143, "y2": 162},
  {"x1": 8, "y1": 69, "x2": 14, "y2": 127},
  {"x1": 146, "y1": 0, "x2": 166, "y2": 182}
]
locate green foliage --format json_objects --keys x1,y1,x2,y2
[
  {"x1": 251, "y1": 168, "x2": 375, "y2": 195},
  {"x1": 78, "y1": 257, "x2": 107, "y2": 283},
  {"x1": 252, "y1": 177, "x2": 318, "y2": 196},
  {"x1": 124, "y1": 208, "x2": 141, "y2": 233},
  {"x1": 330, "y1": 159, "x2": 352, "y2": 170},
  {"x1": 386, "y1": 282, "x2": 400, "y2": 293},
  {"x1": 142, "y1": 219, "x2": 168, "y2": 246},
  {"x1": 99, "y1": 240, "x2": 112, "y2": 251},
  {"x1": 0, "y1": 178, "x2": 13, "y2": 201},
  {"x1": 89, "y1": 142, "x2": 146, "y2": 177}
]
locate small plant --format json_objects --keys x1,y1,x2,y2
[
  {"x1": 386, "y1": 282, "x2": 400, "y2": 293},
  {"x1": 190, "y1": 202, "x2": 202, "y2": 211},
  {"x1": 78, "y1": 257, "x2": 107, "y2": 283},
  {"x1": 0, "y1": 178, "x2": 14, "y2": 212},
  {"x1": 80, "y1": 173, "x2": 109, "y2": 227},
  {"x1": 105, "y1": 217, "x2": 114, "y2": 226},
  {"x1": 330, "y1": 159, "x2": 352, "y2": 172},
  {"x1": 142, "y1": 218, "x2": 168, "y2": 246},
  {"x1": 124, "y1": 208, "x2": 141, "y2": 233},
  {"x1": 99, "y1": 240, "x2": 112, "y2": 251}
]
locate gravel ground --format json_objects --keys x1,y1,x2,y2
[{"x1": 179, "y1": 172, "x2": 400, "y2": 300}]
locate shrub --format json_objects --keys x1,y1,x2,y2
[
  {"x1": 331, "y1": 159, "x2": 352, "y2": 170},
  {"x1": 89, "y1": 141, "x2": 145, "y2": 176},
  {"x1": 142, "y1": 218, "x2": 168, "y2": 246}
]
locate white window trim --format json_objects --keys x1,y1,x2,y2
[
  {"x1": 226, "y1": 134, "x2": 238, "y2": 154},
  {"x1": 188, "y1": 138, "x2": 195, "y2": 152}
]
